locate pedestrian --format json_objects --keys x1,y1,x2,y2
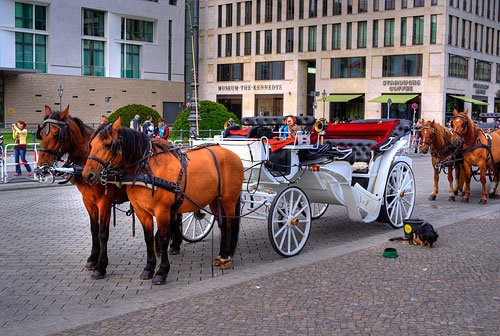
[
  {"x1": 142, "y1": 116, "x2": 154, "y2": 138},
  {"x1": 12, "y1": 120, "x2": 32, "y2": 176},
  {"x1": 129, "y1": 114, "x2": 140, "y2": 131},
  {"x1": 154, "y1": 118, "x2": 169, "y2": 140}
]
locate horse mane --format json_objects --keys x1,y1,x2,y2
[
  {"x1": 46, "y1": 111, "x2": 94, "y2": 138},
  {"x1": 432, "y1": 122, "x2": 448, "y2": 149}
]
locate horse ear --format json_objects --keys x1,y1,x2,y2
[
  {"x1": 112, "y1": 116, "x2": 122, "y2": 133},
  {"x1": 100, "y1": 116, "x2": 108, "y2": 124},
  {"x1": 464, "y1": 108, "x2": 469, "y2": 116},
  {"x1": 60, "y1": 106, "x2": 69, "y2": 120},
  {"x1": 45, "y1": 105, "x2": 52, "y2": 116},
  {"x1": 453, "y1": 109, "x2": 458, "y2": 116},
  {"x1": 430, "y1": 120, "x2": 435, "y2": 127}
]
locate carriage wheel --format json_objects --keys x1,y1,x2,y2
[
  {"x1": 268, "y1": 187, "x2": 311, "y2": 257},
  {"x1": 311, "y1": 203, "x2": 329, "y2": 220},
  {"x1": 378, "y1": 161, "x2": 416, "y2": 229},
  {"x1": 181, "y1": 206, "x2": 215, "y2": 242}
]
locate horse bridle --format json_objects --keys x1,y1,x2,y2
[
  {"x1": 450, "y1": 114, "x2": 469, "y2": 141},
  {"x1": 419, "y1": 125, "x2": 435, "y2": 147},
  {"x1": 36, "y1": 118, "x2": 72, "y2": 161},
  {"x1": 87, "y1": 124, "x2": 122, "y2": 173}
]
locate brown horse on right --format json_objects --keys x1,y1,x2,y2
[
  {"x1": 419, "y1": 119, "x2": 463, "y2": 201},
  {"x1": 450, "y1": 109, "x2": 500, "y2": 203}
]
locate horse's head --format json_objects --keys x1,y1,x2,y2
[
  {"x1": 451, "y1": 109, "x2": 470, "y2": 147},
  {"x1": 419, "y1": 120, "x2": 434, "y2": 154},
  {"x1": 34, "y1": 105, "x2": 71, "y2": 177},
  {"x1": 83, "y1": 117, "x2": 124, "y2": 186}
]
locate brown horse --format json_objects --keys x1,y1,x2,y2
[
  {"x1": 82, "y1": 117, "x2": 244, "y2": 285},
  {"x1": 419, "y1": 119, "x2": 463, "y2": 201},
  {"x1": 450, "y1": 109, "x2": 500, "y2": 203}
]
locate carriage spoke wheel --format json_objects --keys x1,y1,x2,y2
[
  {"x1": 378, "y1": 161, "x2": 416, "y2": 228},
  {"x1": 181, "y1": 206, "x2": 215, "y2": 242},
  {"x1": 311, "y1": 203, "x2": 329, "y2": 220},
  {"x1": 268, "y1": 187, "x2": 311, "y2": 257}
]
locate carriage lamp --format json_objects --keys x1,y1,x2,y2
[{"x1": 58, "y1": 85, "x2": 64, "y2": 112}]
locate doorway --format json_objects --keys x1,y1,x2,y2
[
  {"x1": 217, "y1": 95, "x2": 242, "y2": 120},
  {"x1": 306, "y1": 60, "x2": 316, "y2": 116},
  {"x1": 255, "y1": 94, "x2": 283, "y2": 116}
]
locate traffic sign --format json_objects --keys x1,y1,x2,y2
[{"x1": 411, "y1": 103, "x2": 418, "y2": 110}]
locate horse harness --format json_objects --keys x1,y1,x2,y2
[{"x1": 420, "y1": 124, "x2": 461, "y2": 171}]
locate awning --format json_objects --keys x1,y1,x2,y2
[
  {"x1": 368, "y1": 94, "x2": 418, "y2": 104},
  {"x1": 317, "y1": 94, "x2": 362, "y2": 103},
  {"x1": 450, "y1": 95, "x2": 489, "y2": 106}
]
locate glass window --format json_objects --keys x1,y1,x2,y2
[
  {"x1": 237, "y1": 2, "x2": 241, "y2": 26},
  {"x1": 384, "y1": 19, "x2": 394, "y2": 47},
  {"x1": 286, "y1": 28, "x2": 294, "y2": 52},
  {"x1": 15, "y1": 32, "x2": 46, "y2": 72},
  {"x1": 256, "y1": 31, "x2": 261, "y2": 55},
  {"x1": 412, "y1": 16, "x2": 424, "y2": 45},
  {"x1": 496, "y1": 64, "x2": 500, "y2": 83},
  {"x1": 244, "y1": 32, "x2": 252, "y2": 55},
  {"x1": 414, "y1": 0, "x2": 425, "y2": 7},
  {"x1": 83, "y1": 9, "x2": 105, "y2": 37},
  {"x1": 299, "y1": 27, "x2": 304, "y2": 51},
  {"x1": 330, "y1": 57, "x2": 366, "y2": 78},
  {"x1": 287, "y1": 0, "x2": 295, "y2": 20},
  {"x1": 16, "y1": 3, "x2": 46, "y2": 30},
  {"x1": 82, "y1": 40, "x2": 105, "y2": 76},
  {"x1": 217, "y1": 63, "x2": 243, "y2": 81},
  {"x1": 449, "y1": 54, "x2": 469, "y2": 79},
  {"x1": 121, "y1": 44, "x2": 140, "y2": 78},
  {"x1": 402, "y1": 0, "x2": 408, "y2": 8},
  {"x1": 265, "y1": 0, "x2": 273, "y2": 22},
  {"x1": 385, "y1": 0, "x2": 395, "y2": 10},
  {"x1": 121, "y1": 18, "x2": 153, "y2": 42},
  {"x1": 308, "y1": 26, "x2": 317, "y2": 51},
  {"x1": 474, "y1": 59, "x2": 492, "y2": 81},
  {"x1": 347, "y1": 0, "x2": 353, "y2": 14},
  {"x1": 226, "y1": 34, "x2": 232, "y2": 57},
  {"x1": 373, "y1": 0, "x2": 379, "y2": 11},
  {"x1": 346, "y1": 22, "x2": 352, "y2": 49},
  {"x1": 333, "y1": 0, "x2": 342, "y2": 15},
  {"x1": 432, "y1": 0, "x2": 438, "y2": 5},
  {"x1": 34, "y1": 5, "x2": 46, "y2": 30},
  {"x1": 323, "y1": 0, "x2": 328, "y2": 16},
  {"x1": 226, "y1": 4, "x2": 233, "y2": 27},
  {"x1": 218, "y1": 34, "x2": 222, "y2": 57},
  {"x1": 278, "y1": 0, "x2": 282, "y2": 20},
  {"x1": 264, "y1": 30, "x2": 272, "y2": 54},
  {"x1": 218, "y1": 5, "x2": 222, "y2": 28},
  {"x1": 358, "y1": 21, "x2": 367, "y2": 48},
  {"x1": 322, "y1": 24, "x2": 327, "y2": 50},
  {"x1": 332, "y1": 23, "x2": 341, "y2": 49},
  {"x1": 401, "y1": 17, "x2": 407, "y2": 46},
  {"x1": 256, "y1": 61, "x2": 285, "y2": 80},
  {"x1": 245, "y1": 1, "x2": 252, "y2": 24},
  {"x1": 299, "y1": 0, "x2": 304, "y2": 19},
  {"x1": 359, "y1": 0, "x2": 368, "y2": 12},
  {"x1": 430, "y1": 15, "x2": 437, "y2": 44},
  {"x1": 382, "y1": 54, "x2": 422, "y2": 77},
  {"x1": 236, "y1": 32, "x2": 241, "y2": 56},
  {"x1": 373, "y1": 20, "x2": 379, "y2": 47},
  {"x1": 277, "y1": 29, "x2": 282, "y2": 53},
  {"x1": 257, "y1": 0, "x2": 261, "y2": 23},
  {"x1": 309, "y1": 0, "x2": 318, "y2": 17}
]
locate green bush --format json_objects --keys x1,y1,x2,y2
[
  {"x1": 171, "y1": 100, "x2": 240, "y2": 139},
  {"x1": 108, "y1": 104, "x2": 161, "y2": 128}
]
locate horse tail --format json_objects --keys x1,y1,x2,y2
[{"x1": 229, "y1": 194, "x2": 241, "y2": 257}]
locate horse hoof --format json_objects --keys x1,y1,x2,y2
[
  {"x1": 454, "y1": 190, "x2": 458, "y2": 196},
  {"x1": 461, "y1": 198, "x2": 469, "y2": 203},
  {"x1": 489, "y1": 193, "x2": 496, "y2": 199},
  {"x1": 84, "y1": 261, "x2": 97, "y2": 270},
  {"x1": 140, "y1": 270, "x2": 154, "y2": 280},
  {"x1": 152, "y1": 274, "x2": 167, "y2": 285},
  {"x1": 479, "y1": 199, "x2": 487, "y2": 204},
  {"x1": 168, "y1": 247, "x2": 180, "y2": 255},
  {"x1": 448, "y1": 196, "x2": 455, "y2": 202},
  {"x1": 212, "y1": 256, "x2": 222, "y2": 266},
  {"x1": 428, "y1": 195, "x2": 436, "y2": 201},
  {"x1": 219, "y1": 260, "x2": 232, "y2": 270},
  {"x1": 90, "y1": 269, "x2": 105, "y2": 280}
]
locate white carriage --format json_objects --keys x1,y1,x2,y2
[{"x1": 185, "y1": 116, "x2": 415, "y2": 257}]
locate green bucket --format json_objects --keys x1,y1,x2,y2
[{"x1": 383, "y1": 247, "x2": 398, "y2": 258}]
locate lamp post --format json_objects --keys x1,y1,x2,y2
[
  {"x1": 321, "y1": 89, "x2": 327, "y2": 119},
  {"x1": 187, "y1": 0, "x2": 201, "y2": 139},
  {"x1": 104, "y1": 97, "x2": 111, "y2": 114},
  {"x1": 386, "y1": 98, "x2": 392, "y2": 119},
  {"x1": 57, "y1": 85, "x2": 64, "y2": 112}
]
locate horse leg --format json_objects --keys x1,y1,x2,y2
[
  {"x1": 479, "y1": 162, "x2": 488, "y2": 204},
  {"x1": 447, "y1": 167, "x2": 455, "y2": 202},
  {"x1": 488, "y1": 166, "x2": 499, "y2": 199},
  {"x1": 462, "y1": 162, "x2": 471, "y2": 203},
  {"x1": 209, "y1": 200, "x2": 230, "y2": 269},
  {"x1": 83, "y1": 200, "x2": 99, "y2": 270},
  {"x1": 134, "y1": 208, "x2": 156, "y2": 280},
  {"x1": 429, "y1": 159, "x2": 439, "y2": 200},
  {"x1": 152, "y1": 211, "x2": 171, "y2": 285},
  {"x1": 168, "y1": 213, "x2": 182, "y2": 255},
  {"x1": 228, "y1": 196, "x2": 241, "y2": 257},
  {"x1": 90, "y1": 202, "x2": 112, "y2": 279}
]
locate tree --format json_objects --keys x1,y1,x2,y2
[{"x1": 108, "y1": 104, "x2": 161, "y2": 127}]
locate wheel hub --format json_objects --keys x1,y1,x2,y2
[
  {"x1": 290, "y1": 218, "x2": 299, "y2": 226},
  {"x1": 399, "y1": 191, "x2": 405, "y2": 197},
  {"x1": 194, "y1": 211, "x2": 205, "y2": 220}
]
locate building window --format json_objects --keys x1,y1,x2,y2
[
  {"x1": 257, "y1": 0, "x2": 261, "y2": 23},
  {"x1": 308, "y1": 26, "x2": 317, "y2": 51},
  {"x1": 333, "y1": 0, "x2": 342, "y2": 15},
  {"x1": 474, "y1": 59, "x2": 492, "y2": 81},
  {"x1": 299, "y1": 27, "x2": 304, "y2": 51},
  {"x1": 372, "y1": 20, "x2": 379, "y2": 47},
  {"x1": 323, "y1": 0, "x2": 328, "y2": 16},
  {"x1": 226, "y1": 4, "x2": 233, "y2": 27},
  {"x1": 330, "y1": 57, "x2": 366, "y2": 78},
  {"x1": 244, "y1": 32, "x2": 251, "y2": 55},
  {"x1": 347, "y1": 0, "x2": 353, "y2": 14},
  {"x1": 414, "y1": 0, "x2": 425, "y2": 7},
  {"x1": 83, "y1": 9, "x2": 104, "y2": 37},
  {"x1": 402, "y1": 0, "x2": 407, "y2": 8},
  {"x1": 121, "y1": 44, "x2": 140, "y2": 78},
  {"x1": 430, "y1": 15, "x2": 437, "y2": 44},
  {"x1": 346, "y1": 22, "x2": 352, "y2": 49},
  {"x1": 245, "y1": 1, "x2": 252, "y2": 24},
  {"x1": 373, "y1": 0, "x2": 379, "y2": 11},
  {"x1": 358, "y1": 21, "x2": 367, "y2": 48},
  {"x1": 15, "y1": 2, "x2": 46, "y2": 30},
  {"x1": 218, "y1": 5, "x2": 222, "y2": 28},
  {"x1": 322, "y1": 24, "x2": 327, "y2": 50},
  {"x1": 385, "y1": 0, "x2": 395, "y2": 10},
  {"x1": 299, "y1": 0, "x2": 305, "y2": 19},
  {"x1": 412, "y1": 16, "x2": 424, "y2": 45},
  {"x1": 218, "y1": 34, "x2": 222, "y2": 57},
  {"x1": 256, "y1": 61, "x2": 285, "y2": 80},
  {"x1": 383, "y1": 54, "x2": 422, "y2": 77},
  {"x1": 449, "y1": 54, "x2": 468, "y2": 79},
  {"x1": 286, "y1": 28, "x2": 294, "y2": 52},
  {"x1": 287, "y1": 0, "x2": 295, "y2": 20},
  {"x1": 169, "y1": 0, "x2": 177, "y2": 5},
  {"x1": 15, "y1": 32, "x2": 47, "y2": 73},
  {"x1": 121, "y1": 18, "x2": 153, "y2": 42},
  {"x1": 309, "y1": 0, "x2": 318, "y2": 17},
  {"x1": 168, "y1": 20, "x2": 172, "y2": 80},
  {"x1": 384, "y1": 19, "x2": 394, "y2": 47},
  {"x1": 256, "y1": 31, "x2": 261, "y2": 55},
  {"x1": 82, "y1": 40, "x2": 104, "y2": 76},
  {"x1": 278, "y1": 0, "x2": 282, "y2": 21},
  {"x1": 332, "y1": 23, "x2": 341, "y2": 49},
  {"x1": 265, "y1": 0, "x2": 273, "y2": 22},
  {"x1": 217, "y1": 63, "x2": 243, "y2": 81},
  {"x1": 237, "y1": 2, "x2": 241, "y2": 26},
  {"x1": 359, "y1": 0, "x2": 368, "y2": 12},
  {"x1": 432, "y1": 0, "x2": 438, "y2": 5},
  {"x1": 496, "y1": 64, "x2": 500, "y2": 83},
  {"x1": 401, "y1": 17, "x2": 407, "y2": 46},
  {"x1": 277, "y1": 29, "x2": 282, "y2": 53},
  {"x1": 236, "y1": 32, "x2": 241, "y2": 56},
  {"x1": 265, "y1": 30, "x2": 272, "y2": 54},
  {"x1": 226, "y1": 34, "x2": 232, "y2": 57}
]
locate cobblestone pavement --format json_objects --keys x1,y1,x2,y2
[
  {"x1": 0, "y1": 155, "x2": 499, "y2": 335},
  {"x1": 54, "y1": 211, "x2": 500, "y2": 335}
]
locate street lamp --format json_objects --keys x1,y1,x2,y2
[
  {"x1": 57, "y1": 85, "x2": 64, "y2": 112},
  {"x1": 187, "y1": 0, "x2": 201, "y2": 139},
  {"x1": 386, "y1": 98, "x2": 392, "y2": 119},
  {"x1": 104, "y1": 97, "x2": 111, "y2": 114},
  {"x1": 321, "y1": 89, "x2": 327, "y2": 119}
]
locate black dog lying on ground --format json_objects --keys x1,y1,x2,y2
[{"x1": 410, "y1": 223, "x2": 439, "y2": 247}]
